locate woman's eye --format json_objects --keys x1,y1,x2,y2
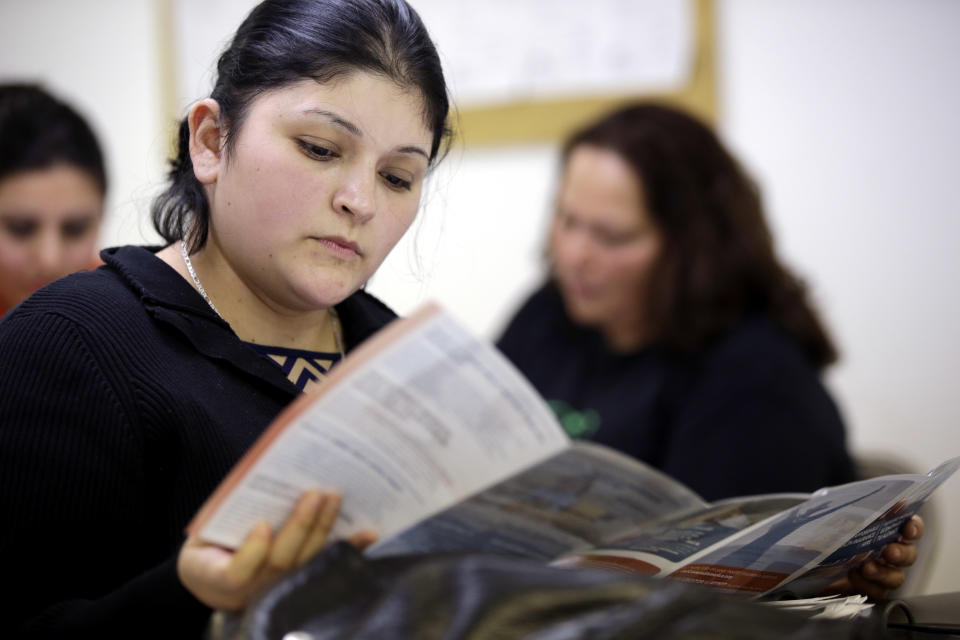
[
  {"x1": 381, "y1": 172, "x2": 411, "y2": 191},
  {"x1": 555, "y1": 212, "x2": 579, "y2": 232},
  {"x1": 593, "y1": 228, "x2": 633, "y2": 247},
  {"x1": 2, "y1": 217, "x2": 39, "y2": 239},
  {"x1": 61, "y1": 219, "x2": 93, "y2": 239},
  {"x1": 297, "y1": 140, "x2": 337, "y2": 160}
]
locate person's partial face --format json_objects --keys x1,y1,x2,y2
[
  {"x1": 550, "y1": 145, "x2": 663, "y2": 336},
  {"x1": 0, "y1": 165, "x2": 103, "y2": 311},
  {"x1": 203, "y1": 72, "x2": 433, "y2": 311}
]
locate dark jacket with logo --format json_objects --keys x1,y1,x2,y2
[
  {"x1": 497, "y1": 283, "x2": 854, "y2": 502},
  {"x1": 0, "y1": 245, "x2": 396, "y2": 638}
]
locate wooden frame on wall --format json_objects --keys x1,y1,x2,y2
[
  {"x1": 155, "y1": 0, "x2": 180, "y2": 158},
  {"x1": 453, "y1": 0, "x2": 717, "y2": 147},
  {"x1": 155, "y1": 0, "x2": 716, "y2": 151}
]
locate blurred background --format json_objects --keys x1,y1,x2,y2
[{"x1": 1, "y1": 0, "x2": 957, "y2": 594}]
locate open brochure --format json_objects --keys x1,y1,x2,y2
[{"x1": 188, "y1": 304, "x2": 959, "y2": 599}]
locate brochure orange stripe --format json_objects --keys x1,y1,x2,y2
[
  {"x1": 186, "y1": 303, "x2": 441, "y2": 542},
  {"x1": 670, "y1": 564, "x2": 788, "y2": 593}
]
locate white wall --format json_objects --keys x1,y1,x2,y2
[
  {"x1": 368, "y1": 145, "x2": 558, "y2": 337},
  {"x1": 1, "y1": 0, "x2": 957, "y2": 595}
]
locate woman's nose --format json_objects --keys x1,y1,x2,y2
[
  {"x1": 555, "y1": 227, "x2": 592, "y2": 269},
  {"x1": 34, "y1": 230, "x2": 65, "y2": 276},
  {"x1": 331, "y1": 168, "x2": 376, "y2": 223}
]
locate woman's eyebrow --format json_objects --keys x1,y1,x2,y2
[
  {"x1": 303, "y1": 108, "x2": 362, "y2": 136},
  {"x1": 61, "y1": 211, "x2": 99, "y2": 222},
  {"x1": 301, "y1": 108, "x2": 429, "y2": 160},
  {"x1": 0, "y1": 212, "x2": 36, "y2": 222},
  {"x1": 395, "y1": 145, "x2": 429, "y2": 160}
]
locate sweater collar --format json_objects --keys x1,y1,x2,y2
[
  {"x1": 100, "y1": 245, "x2": 397, "y2": 395},
  {"x1": 102, "y1": 245, "x2": 222, "y2": 319}
]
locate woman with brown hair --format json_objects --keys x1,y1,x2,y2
[
  {"x1": 500, "y1": 102, "x2": 846, "y2": 500},
  {"x1": 498, "y1": 102, "x2": 920, "y2": 597}
]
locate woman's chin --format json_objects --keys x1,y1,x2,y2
[
  {"x1": 293, "y1": 263, "x2": 374, "y2": 308},
  {"x1": 292, "y1": 281, "x2": 361, "y2": 311},
  {"x1": 562, "y1": 298, "x2": 608, "y2": 329}
]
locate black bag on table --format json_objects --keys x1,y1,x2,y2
[{"x1": 216, "y1": 542, "x2": 890, "y2": 640}]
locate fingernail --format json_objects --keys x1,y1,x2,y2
[
  {"x1": 302, "y1": 491, "x2": 323, "y2": 513},
  {"x1": 317, "y1": 493, "x2": 339, "y2": 520},
  {"x1": 254, "y1": 520, "x2": 273, "y2": 539}
]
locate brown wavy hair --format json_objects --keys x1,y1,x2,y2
[{"x1": 561, "y1": 102, "x2": 837, "y2": 369}]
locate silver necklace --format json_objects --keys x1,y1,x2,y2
[
  {"x1": 179, "y1": 239, "x2": 345, "y2": 358},
  {"x1": 181, "y1": 239, "x2": 222, "y2": 319},
  {"x1": 329, "y1": 307, "x2": 345, "y2": 359}
]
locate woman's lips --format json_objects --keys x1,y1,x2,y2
[
  {"x1": 313, "y1": 236, "x2": 361, "y2": 259},
  {"x1": 561, "y1": 277, "x2": 599, "y2": 300}
]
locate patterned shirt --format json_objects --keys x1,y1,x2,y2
[{"x1": 245, "y1": 343, "x2": 343, "y2": 393}]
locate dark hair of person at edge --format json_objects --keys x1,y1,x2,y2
[{"x1": 0, "y1": 83, "x2": 107, "y2": 315}]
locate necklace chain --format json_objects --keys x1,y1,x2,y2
[
  {"x1": 179, "y1": 239, "x2": 345, "y2": 358},
  {"x1": 329, "y1": 307, "x2": 345, "y2": 359},
  {"x1": 180, "y1": 240, "x2": 222, "y2": 319}
]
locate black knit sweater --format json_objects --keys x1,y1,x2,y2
[
  {"x1": 498, "y1": 283, "x2": 854, "y2": 502},
  {"x1": 0, "y1": 245, "x2": 396, "y2": 638}
]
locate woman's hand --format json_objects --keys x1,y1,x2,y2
[
  {"x1": 830, "y1": 514, "x2": 925, "y2": 600},
  {"x1": 177, "y1": 490, "x2": 377, "y2": 610}
]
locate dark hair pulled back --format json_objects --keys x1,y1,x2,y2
[
  {"x1": 561, "y1": 103, "x2": 837, "y2": 369},
  {"x1": 153, "y1": 0, "x2": 451, "y2": 251},
  {"x1": 0, "y1": 84, "x2": 107, "y2": 194}
]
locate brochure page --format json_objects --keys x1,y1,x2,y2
[
  {"x1": 775, "y1": 456, "x2": 960, "y2": 597},
  {"x1": 191, "y1": 306, "x2": 570, "y2": 548},
  {"x1": 554, "y1": 494, "x2": 807, "y2": 575},
  {"x1": 371, "y1": 442, "x2": 707, "y2": 559},
  {"x1": 557, "y1": 456, "x2": 959, "y2": 598}
]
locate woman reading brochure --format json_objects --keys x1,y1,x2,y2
[
  {"x1": 0, "y1": 0, "x2": 918, "y2": 636},
  {"x1": 0, "y1": 0, "x2": 449, "y2": 635}
]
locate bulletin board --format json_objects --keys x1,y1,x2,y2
[
  {"x1": 438, "y1": 0, "x2": 718, "y2": 146},
  {"x1": 155, "y1": 0, "x2": 716, "y2": 150}
]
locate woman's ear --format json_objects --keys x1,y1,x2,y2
[{"x1": 188, "y1": 98, "x2": 224, "y2": 185}]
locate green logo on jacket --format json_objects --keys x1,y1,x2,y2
[{"x1": 547, "y1": 400, "x2": 601, "y2": 439}]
